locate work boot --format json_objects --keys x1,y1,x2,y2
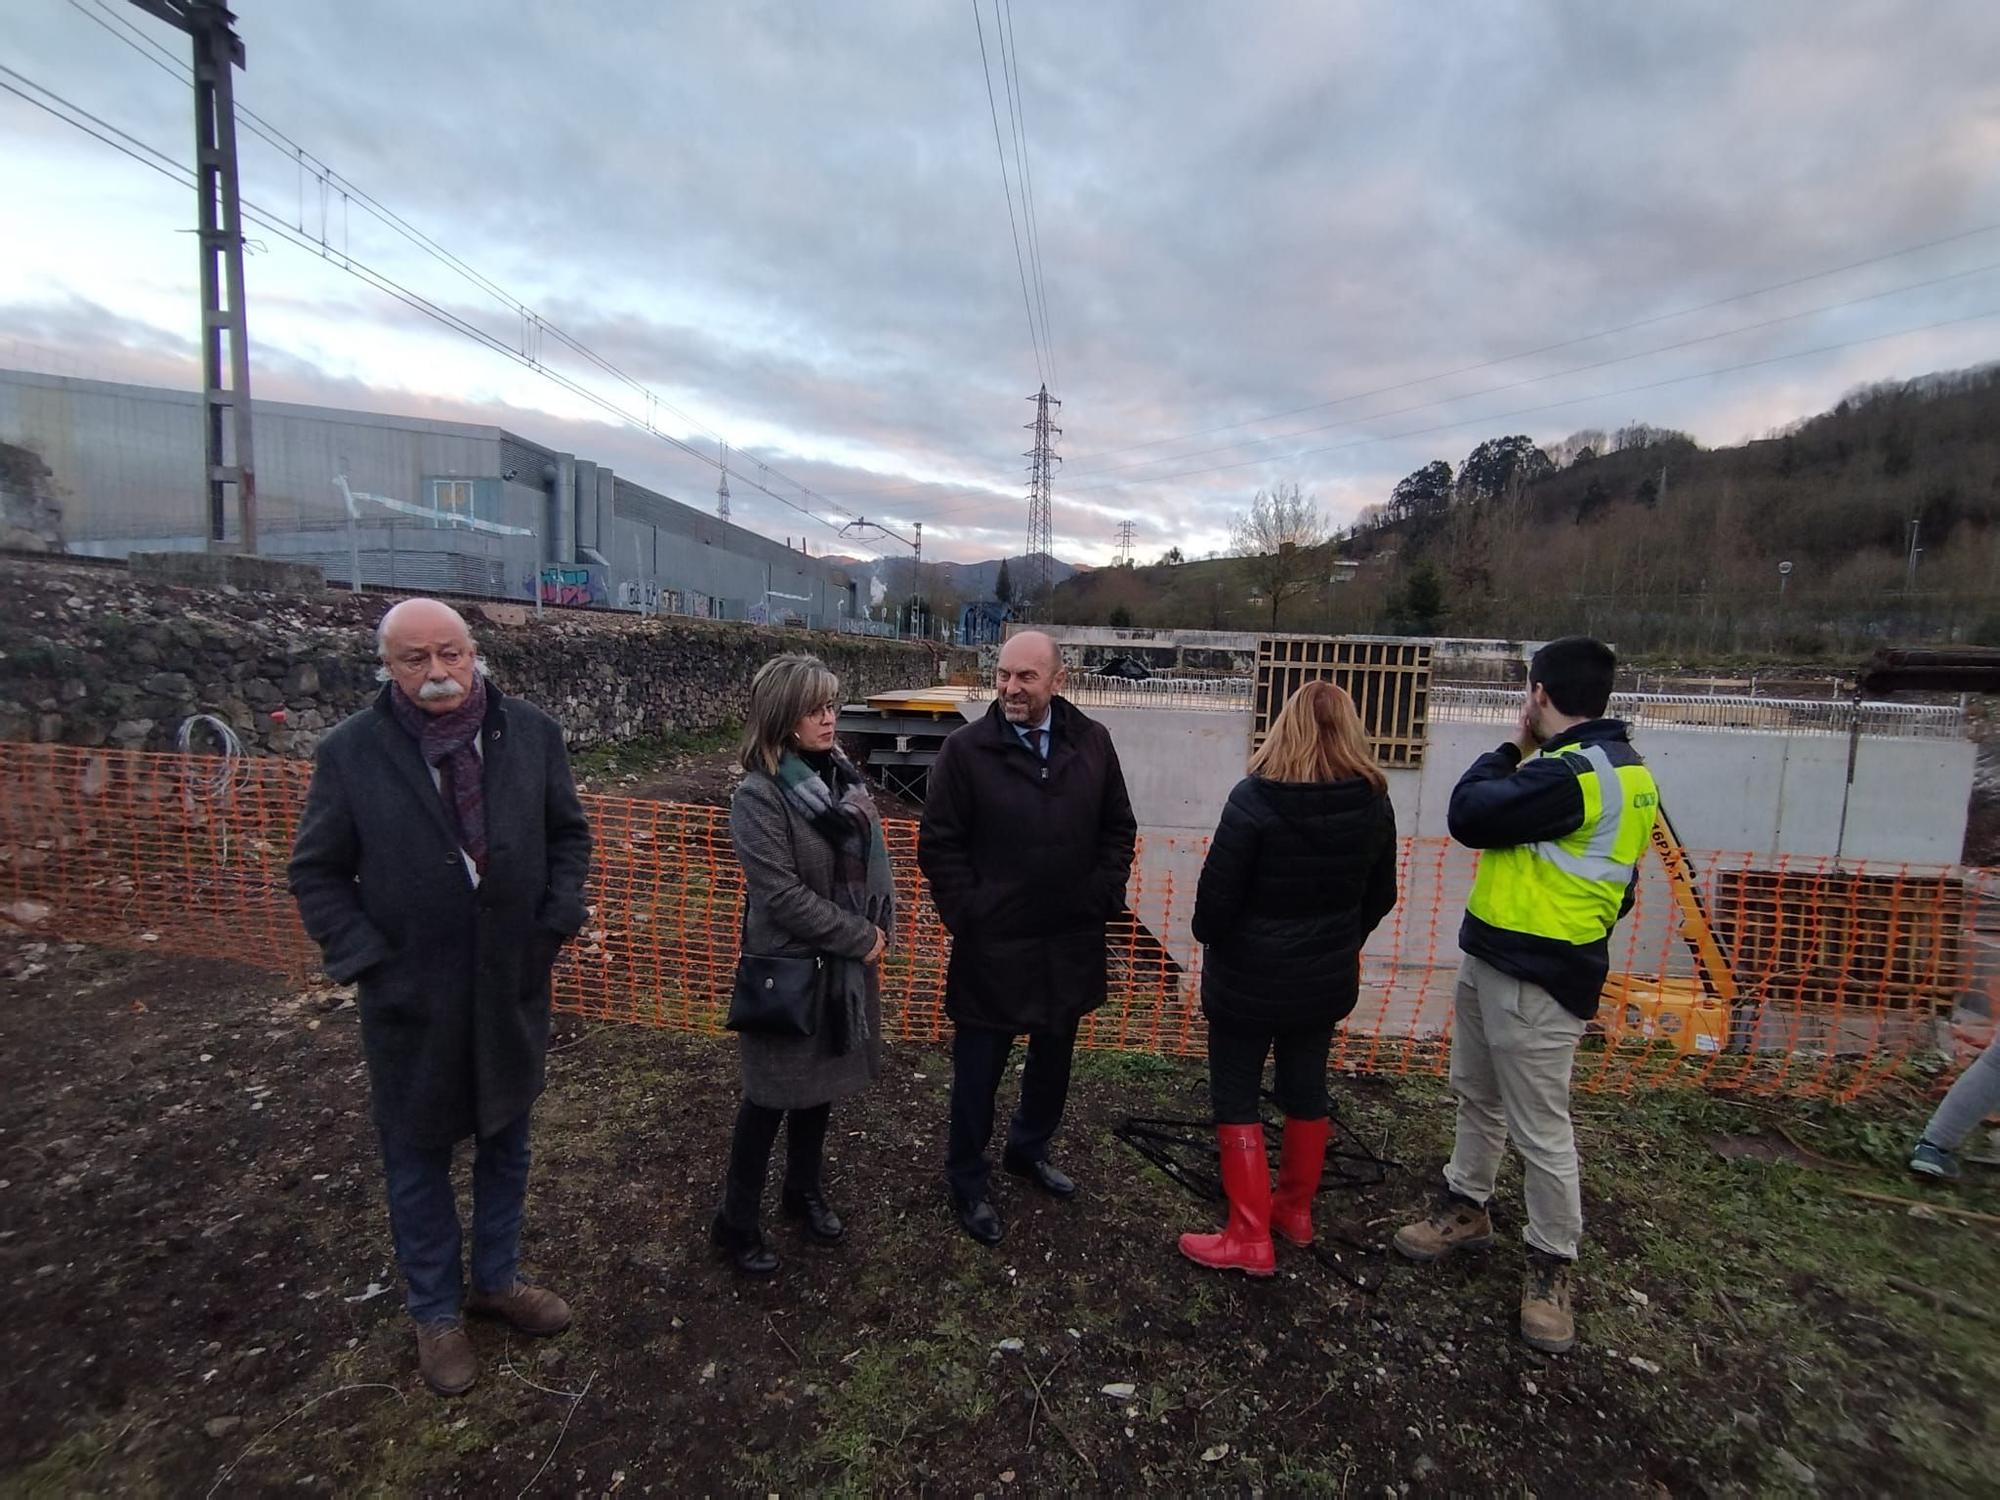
[
  {"x1": 1520, "y1": 1249, "x2": 1577, "y2": 1353},
  {"x1": 1270, "y1": 1116, "x2": 1333, "y2": 1247},
  {"x1": 465, "y1": 1281, "x2": 572, "y2": 1337},
  {"x1": 1177, "y1": 1124, "x2": 1276, "y2": 1276},
  {"x1": 1392, "y1": 1188, "x2": 1496, "y2": 1262},
  {"x1": 414, "y1": 1318, "x2": 478, "y2": 1396}
]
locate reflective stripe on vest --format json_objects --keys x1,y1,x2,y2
[{"x1": 1465, "y1": 744, "x2": 1660, "y2": 946}]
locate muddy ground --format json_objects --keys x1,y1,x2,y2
[
  {"x1": 2, "y1": 936, "x2": 1996, "y2": 1497},
  {"x1": 574, "y1": 732, "x2": 923, "y2": 823}
]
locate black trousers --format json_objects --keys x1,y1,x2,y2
[
  {"x1": 1207, "y1": 1018, "x2": 1334, "y2": 1125},
  {"x1": 947, "y1": 1021, "x2": 1078, "y2": 1202},
  {"x1": 719, "y1": 1099, "x2": 832, "y2": 1231}
]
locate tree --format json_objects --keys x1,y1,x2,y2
[
  {"x1": 1108, "y1": 604, "x2": 1134, "y2": 627},
  {"x1": 1550, "y1": 429, "x2": 1607, "y2": 469},
  {"x1": 1574, "y1": 477, "x2": 1611, "y2": 524},
  {"x1": 1230, "y1": 482, "x2": 1327, "y2": 629},
  {"x1": 1387, "y1": 563, "x2": 1447, "y2": 635},
  {"x1": 994, "y1": 558, "x2": 1014, "y2": 604},
  {"x1": 1157, "y1": 546, "x2": 1185, "y2": 567},
  {"x1": 1456, "y1": 436, "x2": 1554, "y2": 504},
  {"x1": 1388, "y1": 460, "x2": 1453, "y2": 525}
]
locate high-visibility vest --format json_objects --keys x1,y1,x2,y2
[{"x1": 1465, "y1": 744, "x2": 1660, "y2": 946}]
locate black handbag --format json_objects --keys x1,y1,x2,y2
[{"x1": 727, "y1": 922, "x2": 825, "y2": 1037}]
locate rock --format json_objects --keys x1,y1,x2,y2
[
  {"x1": 110, "y1": 719, "x2": 155, "y2": 748},
  {"x1": 994, "y1": 1338, "x2": 1025, "y2": 1354},
  {"x1": 204, "y1": 1415, "x2": 242, "y2": 1439},
  {"x1": 143, "y1": 671, "x2": 194, "y2": 699},
  {"x1": 1201, "y1": 1444, "x2": 1229, "y2": 1463},
  {"x1": 1411, "y1": 1455, "x2": 1437, "y2": 1481},
  {"x1": 1772, "y1": 1448, "x2": 1816, "y2": 1488},
  {"x1": 284, "y1": 662, "x2": 320, "y2": 695},
  {"x1": 1100, "y1": 1383, "x2": 1136, "y2": 1400}
]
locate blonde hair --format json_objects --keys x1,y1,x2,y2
[
  {"x1": 1247, "y1": 680, "x2": 1386, "y2": 790},
  {"x1": 739, "y1": 654, "x2": 840, "y2": 774}
]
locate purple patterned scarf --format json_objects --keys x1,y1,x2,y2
[{"x1": 389, "y1": 672, "x2": 488, "y2": 872}]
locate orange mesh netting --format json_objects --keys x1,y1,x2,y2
[{"x1": 2, "y1": 743, "x2": 1992, "y2": 1100}]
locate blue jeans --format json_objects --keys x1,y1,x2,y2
[{"x1": 378, "y1": 1111, "x2": 533, "y2": 1324}]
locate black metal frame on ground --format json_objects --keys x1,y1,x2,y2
[{"x1": 1113, "y1": 1093, "x2": 1402, "y2": 1292}]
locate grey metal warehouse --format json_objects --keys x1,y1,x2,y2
[{"x1": 0, "y1": 368, "x2": 859, "y2": 627}]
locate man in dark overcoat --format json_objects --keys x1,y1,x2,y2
[
  {"x1": 919, "y1": 630, "x2": 1137, "y2": 1245},
  {"x1": 289, "y1": 597, "x2": 592, "y2": 1395}
]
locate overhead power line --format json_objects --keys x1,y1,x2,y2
[
  {"x1": 812, "y1": 218, "x2": 2000, "y2": 513},
  {"x1": 1056, "y1": 257, "x2": 2000, "y2": 483},
  {"x1": 971, "y1": 0, "x2": 1045, "y2": 386},
  {"x1": 883, "y1": 303, "x2": 2000, "y2": 526},
  {"x1": 998, "y1": 0, "x2": 1056, "y2": 395},
  {"x1": 34, "y1": 16, "x2": 870, "y2": 550},
  {"x1": 1062, "y1": 219, "x2": 2000, "y2": 469}
]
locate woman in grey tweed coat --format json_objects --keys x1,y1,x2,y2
[{"x1": 711, "y1": 654, "x2": 895, "y2": 1276}]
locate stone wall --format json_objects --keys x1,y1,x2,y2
[
  {"x1": 0, "y1": 558, "x2": 934, "y2": 757},
  {"x1": 1, "y1": 440, "x2": 63, "y2": 553}
]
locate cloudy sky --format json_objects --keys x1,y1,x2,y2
[{"x1": 5, "y1": 0, "x2": 2000, "y2": 565}]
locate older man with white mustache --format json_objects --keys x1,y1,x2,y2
[{"x1": 289, "y1": 598, "x2": 592, "y2": 1395}]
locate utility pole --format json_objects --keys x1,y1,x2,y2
[
  {"x1": 1115, "y1": 520, "x2": 1135, "y2": 568},
  {"x1": 716, "y1": 441, "x2": 731, "y2": 521},
  {"x1": 1905, "y1": 517, "x2": 1923, "y2": 593},
  {"x1": 1023, "y1": 384, "x2": 1061, "y2": 611},
  {"x1": 840, "y1": 516, "x2": 926, "y2": 639},
  {"x1": 131, "y1": 0, "x2": 258, "y2": 553}
]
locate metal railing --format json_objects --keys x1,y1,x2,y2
[
  {"x1": 1430, "y1": 687, "x2": 1967, "y2": 740},
  {"x1": 1048, "y1": 676, "x2": 1255, "y2": 711}
]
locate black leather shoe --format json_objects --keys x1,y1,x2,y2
[
  {"x1": 1003, "y1": 1154, "x2": 1077, "y2": 1200},
  {"x1": 781, "y1": 1189, "x2": 846, "y2": 1244},
  {"x1": 709, "y1": 1214, "x2": 779, "y2": 1277},
  {"x1": 953, "y1": 1195, "x2": 1005, "y2": 1246}
]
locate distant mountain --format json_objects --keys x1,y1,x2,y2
[{"x1": 823, "y1": 551, "x2": 1078, "y2": 606}]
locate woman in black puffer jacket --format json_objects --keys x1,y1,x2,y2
[{"x1": 1179, "y1": 680, "x2": 1399, "y2": 1275}]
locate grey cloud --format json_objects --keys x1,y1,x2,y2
[{"x1": 5, "y1": 0, "x2": 1999, "y2": 563}]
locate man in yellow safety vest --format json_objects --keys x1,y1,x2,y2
[{"x1": 1392, "y1": 636, "x2": 1659, "y2": 1354}]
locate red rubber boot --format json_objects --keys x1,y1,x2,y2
[
  {"x1": 1270, "y1": 1116, "x2": 1333, "y2": 1247},
  {"x1": 1177, "y1": 1125, "x2": 1275, "y2": 1276}
]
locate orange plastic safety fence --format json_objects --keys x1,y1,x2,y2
[{"x1": 2, "y1": 743, "x2": 1991, "y2": 1101}]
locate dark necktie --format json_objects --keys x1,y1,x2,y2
[{"x1": 1028, "y1": 727, "x2": 1046, "y2": 759}]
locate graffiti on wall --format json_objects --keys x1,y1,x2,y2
[
  {"x1": 616, "y1": 580, "x2": 662, "y2": 613},
  {"x1": 539, "y1": 565, "x2": 606, "y2": 608}
]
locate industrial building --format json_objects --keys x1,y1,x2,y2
[{"x1": 0, "y1": 368, "x2": 859, "y2": 627}]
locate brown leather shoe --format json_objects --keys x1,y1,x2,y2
[
  {"x1": 465, "y1": 1281, "x2": 572, "y2": 1337},
  {"x1": 1520, "y1": 1251, "x2": 1577, "y2": 1353},
  {"x1": 1392, "y1": 1189, "x2": 1496, "y2": 1262},
  {"x1": 415, "y1": 1319, "x2": 478, "y2": 1396}
]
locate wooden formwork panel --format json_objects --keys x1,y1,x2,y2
[
  {"x1": 1253, "y1": 636, "x2": 1432, "y2": 767},
  {"x1": 1711, "y1": 868, "x2": 1970, "y2": 1013}
]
